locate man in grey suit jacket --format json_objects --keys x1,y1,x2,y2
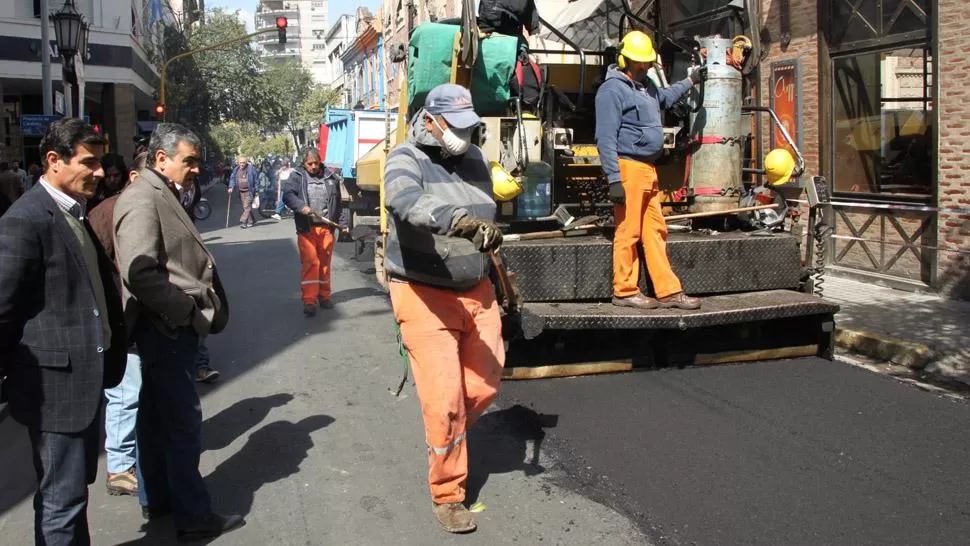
[
  {"x1": 113, "y1": 123, "x2": 244, "y2": 541},
  {"x1": 0, "y1": 118, "x2": 127, "y2": 545}
]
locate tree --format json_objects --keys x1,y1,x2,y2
[
  {"x1": 259, "y1": 61, "x2": 315, "y2": 147},
  {"x1": 297, "y1": 86, "x2": 344, "y2": 131}
]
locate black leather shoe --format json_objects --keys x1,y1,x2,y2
[
  {"x1": 176, "y1": 513, "x2": 246, "y2": 542},
  {"x1": 141, "y1": 504, "x2": 172, "y2": 521}
]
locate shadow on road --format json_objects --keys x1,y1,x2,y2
[
  {"x1": 466, "y1": 404, "x2": 557, "y2": 505},
  {"x1": 203, "y1": 415, "x2": 335, "y2": 515},
  {"x1": 203, "y1": 393, "x2": 295, "y2": 452},
  {"x1": 115, "y1": 415, "x2": 335, "y2": 546}
]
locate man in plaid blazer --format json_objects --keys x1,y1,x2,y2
[{"x1": 0, "y1": 118, "x2": 126, "y2": 545}]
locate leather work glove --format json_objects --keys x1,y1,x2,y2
[
  {"x1": 608, "y1": 182, "x2": 626, "y2": 205},
  {"x1": 449, "y1": 216, "x2": 504, "y2": 252},
  {"x1": 689, "y1": 65, "x2": 709, "y2": 85}
]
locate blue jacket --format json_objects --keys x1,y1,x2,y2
[
  {"x1": 228, "y1": 164, "x2": 258, "y2": 195},
  {"x1": 594, "y1": 66, "x2": 694, "y2": 184}
]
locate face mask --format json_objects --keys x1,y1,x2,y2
[{"x1": 431, "y1": 117, "x2": 473, "y2": 156}]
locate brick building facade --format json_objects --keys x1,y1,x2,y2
[{"x1": 754, "y1": 0, "x2": 969, "y2": 298}]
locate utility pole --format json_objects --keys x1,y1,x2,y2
[{"x1": 41, "y1": 0, "x2": 53, "y2": 115}]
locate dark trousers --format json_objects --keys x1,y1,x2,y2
[
  {"x1": 134, "y1": 322, "x2": 212, "y2": 528},
  {"x1": 28, "y1": 418, "x2": 99, "y2": 546}
]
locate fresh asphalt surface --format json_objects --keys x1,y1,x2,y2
[{"x1": 2, "y1": 184, "x2": 969, "y2": 545}]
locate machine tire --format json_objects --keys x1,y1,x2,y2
[{"x1": 374, "y1": 236, "x2": 389, "y2": 293}]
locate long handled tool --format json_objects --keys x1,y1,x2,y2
[{"x1": 664, "y1": 203, "x2": 779, "y2": 222}]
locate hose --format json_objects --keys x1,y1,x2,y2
[
  {"x1": 812, "y1": 220, "x2": 832, "y2": 298},
  {"x1": 389, "y1": 323, "x2": 410, "y2": 396}
]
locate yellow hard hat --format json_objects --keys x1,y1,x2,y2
[
  {"x1": 764, "y1": 148, "x2": 796, "y2": 185},
  {"x1": 618, "y1": 31, "x2": 657, "y2": 69},
  {"x1": 491, "y1": 161, "x2": 523, "y2": 201}
]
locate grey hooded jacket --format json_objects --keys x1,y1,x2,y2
[
  {"x1": 594, "y1": 66, "x2": 693, "y2": 184},
  {"x1": 382, "y1": 109, "x2": 496, "y2": 290}
]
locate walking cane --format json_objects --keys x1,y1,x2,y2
[{"x1": 225, "y1": 190, "x2": 232, "y2": 229}]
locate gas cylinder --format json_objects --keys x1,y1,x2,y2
[{"x1": 688, "y1": 36, "x2": 743, "y2": 214}]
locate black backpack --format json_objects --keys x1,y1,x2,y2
[
  {"x1": 478, "y1": 0, "x2": 540, "y2": 37},
  {"x1": 510, "y1": 50, "x2": 543, "y2": 110}
]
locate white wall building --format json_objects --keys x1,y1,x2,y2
[
  {"x1": 0, "y1": 0, "x2": 163, "y2": 165},
  {"x1": 255, "y1": 0, "x2": 328, "y2": 84},
  {"x1": 320, "y1": 13, "x2": 355, "y2": 103}
]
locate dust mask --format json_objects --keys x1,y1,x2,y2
[{"x1": 431, "y1": 116, "x2": 473, "y2": 156}]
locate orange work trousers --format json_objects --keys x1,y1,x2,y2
[
  {"x1": 613, "y1": 158, "x2": 683, "y2": 299},
  {"x1": 389, "y1": 278, "x2": 506, "y2": 504},
  {"x1": 297, "y1": 226, "x2": 334, "y2": 304}
]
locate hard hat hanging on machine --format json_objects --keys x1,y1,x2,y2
[
  {"x1": 618, "y1": 30, "x2": 657, "y2": 69},
  {"x1": 764, "y1": 148, "x2": 796, "y2": 186}
]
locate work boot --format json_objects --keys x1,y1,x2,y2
[
  {"x1": 657, "y1": 292, "x2": 701, "y2": 310},
  {"x1": 303, "y1": 303, "x2": 317, "y2": 317},
  {"x1": 106, "y1": 466, "x2": 138, "y2": 496},
  {"x1": 432, "y1": 502, "x2": 477, "y2": 534},
  {"x1": 318, "y1": 297, "x2": 334, "y2": 310},
  {"x1": 611, "y1": 293, "x2": 659, "y2": 310}
]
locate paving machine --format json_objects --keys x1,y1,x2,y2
[{"x1": 354, "y1": 0, "x2": 838, "y2": 372}]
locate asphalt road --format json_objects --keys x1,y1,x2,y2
[{"x1": 2, "y1": 184, "x2": 969, "y2": 545}]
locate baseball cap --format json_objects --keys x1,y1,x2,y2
[{"x1": 425, "y1": 84, "x2": 481, "y2": 129}]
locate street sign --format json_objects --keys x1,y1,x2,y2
[
  {"x1": 20, "y1": 115, "x2": 62, "y2": 136},
  {"x1": 20, "y1": 115, "x2": 92, "y2": 136}
]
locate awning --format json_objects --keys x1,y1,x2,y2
[{"x1": 534, "y1": 0, "x2": 645, "y2": 52}]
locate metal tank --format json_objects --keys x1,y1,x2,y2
[{"x1": 688, "y1": 36, "x2": 743, "y2": 214}]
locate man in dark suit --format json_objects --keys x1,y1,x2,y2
[
  {"x1": 114, "y1": 123, "x2": 244, "y2": 541},
  {"x1": 0, "y1": 118, "x2": 127, "y2": 545}
]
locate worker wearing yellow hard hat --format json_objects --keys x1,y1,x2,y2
[
  {"x1": 595, "y1": 30, "x2": 707, "y2": 311},
  {"x1": 764, "y1": 148, "x2": 796, "y2": 185}
]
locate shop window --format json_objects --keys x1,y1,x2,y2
[
  {"x1": 828, "y1": 0, "x2": 928, "y2": 50},
  {"x1": 832, "y1": 47, "x2": 932, "y2": 197}
]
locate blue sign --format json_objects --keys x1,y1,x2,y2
[
  {"x1": 20, "y1": 115, "x2": 92, "y2": 136},
  {"x1": 20, "y1": 115, "x2": 61, "y2": 136}
]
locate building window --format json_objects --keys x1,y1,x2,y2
[{"x1": 831, "y1": 47, "x2": 933, "y2": 197}]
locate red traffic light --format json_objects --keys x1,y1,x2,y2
[
  {"x1": 276, "y1": 16, "x2": 287, "y2": 29},
  {"x1": 154, "y1": 103, "x2": 165, "y2": 117}
]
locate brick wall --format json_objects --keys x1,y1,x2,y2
[
  {"x1": 758, "y1": 0, "x2": 821, "y2": 177},
  {"x1": 936, "y1": 0, "x2": 970, "y2": 298}
]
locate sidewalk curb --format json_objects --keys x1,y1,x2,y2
[{"x1": 834, "y1": 327, "x2": 936, "y2": 370}]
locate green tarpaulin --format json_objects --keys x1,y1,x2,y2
[{"x1": 407, "y1": 23, "x2": 519, "y2": 116}]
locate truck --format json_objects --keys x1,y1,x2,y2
[
  {"x1": 318, "y1": 108, "x2": 398, "y2": 229},
  {"x1": 354, "y1": 0, "x2": 839, "y2": 373}
]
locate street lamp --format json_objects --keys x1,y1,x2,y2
[
  {"x1": 50, "y1": 0, "x2": 88, "y2": 116},
  {"x1": 51, "y1": 0, "x2": 85, "y2": 60}
]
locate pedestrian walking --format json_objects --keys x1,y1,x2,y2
[
  {"x1": 283, "y1": 147, "x2": 347, "y2": 317},
  {"x1": 228, "y1": 155, "x2": 258, "y2": 228},
  {"x1": 0, "y1": 161, "x2": 25, "y2": 218},
  {"x1": 0, "y1": 118, "x2": 127, "y2": 545},
  {"x1": 272, "y1": 159, "x2": 294, "y2": 220},
  {"x1": 114, "y1": 123, "x2": 244, "y2": 541},
  {"x1": 595, "y1": 30, "x2": 705, "y2": 310},
  {"x1": 382, "y1": 84, "x2": 506, "y2": 534},
  {"x1": 88, "y1": 152, "x2": 143, "y2": 499}
]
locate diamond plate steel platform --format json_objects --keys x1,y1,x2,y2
[
  {"x1": 518, "y1": 290, "x2": 838, "y2": 336},
  {"x1": 500, "y1": 232, "x2": 804, "y2": 301}
]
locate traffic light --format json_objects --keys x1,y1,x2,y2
[
  {"x1": 153, "y1": 103, "x2": 165, "y2": 119},
  {"x1": 276, "y1": 16, "x2": 287, "y2": 44}
]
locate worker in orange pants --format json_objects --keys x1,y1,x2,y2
[
  {"x1": 595, "y1": 30, "x2": 705, "y2": 310},
  {"x1": 298, "y1": 225, "x2": 334, "y2": 306},
  {"x1": 282, "y1": 147, "x2": 346, "y2": 317},
  {"x1": 383, "y1": 84, "x2": 506, "y2": 533}
]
